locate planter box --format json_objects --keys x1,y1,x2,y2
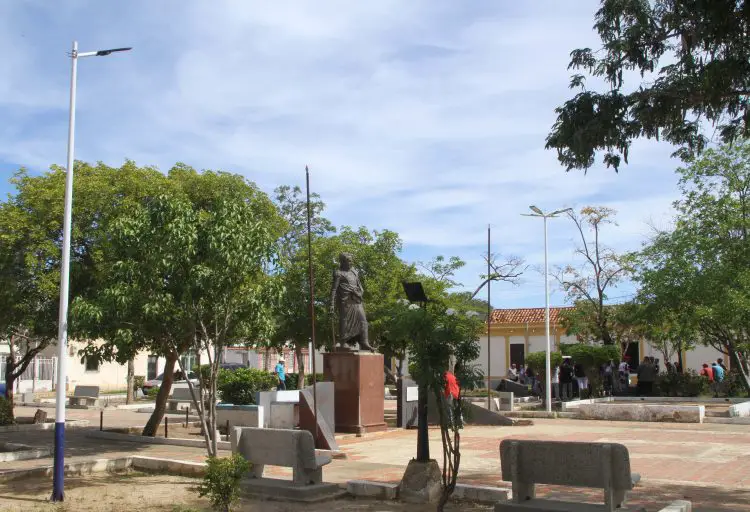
[{"x1": 216, "y1": 404, "x2": 264, "y2": 432}]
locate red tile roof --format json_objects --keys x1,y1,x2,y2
[{"x1": 489, "y1": 307, "x2": 573, "y2": 325}]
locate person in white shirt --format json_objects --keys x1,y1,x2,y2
[
  {"x1": 506, "y1": 364, "x2": 518, "y2": 381},
  {"x1": 551, "y1": 365, "x2": 560, "y2": 400}
]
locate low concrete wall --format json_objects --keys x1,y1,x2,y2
[
  {"x1": 216, "y1": 404, "x2": 264, "y2": 430},
  {"x1": 0, "y1": 419, "x2": 89, "y2": 433},
  {"x1": 87, "y1": 429, "x2": 232, "y2": 450},
  {"x1": 729, "y1": 400, "x2": 750, "y2": 418},
  {"x1": 576, "y1": 403, "x2": 704, "y2": 423}
]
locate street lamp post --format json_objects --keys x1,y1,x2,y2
[
  {"x1": 52, "y1": 41, "x2": 131, "y2": 503},
  {"x1": 521, "y1": 206, "x2": 572, "y2": 413}
]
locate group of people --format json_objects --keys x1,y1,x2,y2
[{"x1": 700, "y1": 358, "x2": 728, "y2": 397}]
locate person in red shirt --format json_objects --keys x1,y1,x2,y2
[
  {"x1": 443, "y1": 364, "x2": 461, "y2": 427},
  {"x1": 700, "y1": 363, "x2": 714, "y2": 382}
]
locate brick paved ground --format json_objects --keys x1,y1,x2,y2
[{"x1": 3, "y1": 405, "x2": 750, "y2": 511}]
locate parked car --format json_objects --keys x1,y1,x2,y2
[{"x1": 142, "y1": 370, "x2": 199, "y2": 395}]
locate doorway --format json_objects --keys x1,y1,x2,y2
[{"x1": 510, "y1": 344, "x2": 525, "y2": 369}]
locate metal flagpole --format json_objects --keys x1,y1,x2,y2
[
  {"x1": 487, "y1": 225, "x2": 491, "y2": 410},
  {"x1": 305, "y1": 166, "x2": 318, "y2": 445}
]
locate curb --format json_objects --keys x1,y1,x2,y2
[
  {"x1": 0, "y1": 419, "x2": 89, "y2": 433},
  {"x1": 86, "y1": 429, "x2": 231, "y2": 450}
]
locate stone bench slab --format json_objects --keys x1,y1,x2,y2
[
  {"x1": 241, "y1": 477, "x2": 345, "y2": 503},
  {"x1": 495, "y1": 499, "x2": 622, "y2": 512}
]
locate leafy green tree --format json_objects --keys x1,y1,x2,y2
[
  {"x1": 546, "y1": 0, "x2": 750, "y2": 171},
  {"x1": 555, "y1": 206, "x2": 633, "y2": 346},
  {"x1": 0, "y1": 162, "x2": 164, "y2": 414},
  {"x1": 634, "y1": 143, "x2": 750, "y2": 390},
  {"x1": 391, "y1": 291, "x2": 483, "y2": 512},
  {"x1": 271, "y1": 185, "x2": 335, "y2": 387}
]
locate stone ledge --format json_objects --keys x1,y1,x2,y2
[
  {"x1": 0, "y1": 457, "x2": 131, "y2": 482},
  {"x1": 131, "y1": 456, "x2": 206, "y2": 477},
  {"x1": 0, "y1": 442, "x2": 53, "y2": 462},
  {"x1": 658, "y1": 500, "x2": 692, "y2": 512},
  {"x1": 728, "y1": 400, "x2": 750, "y2": 418},
  {"x1": 0, "y1": 419, "x2": 89, "y2": 433},
  {"x1": 453, "y1": 483, "x2": 510, "y2": 503},
  {"x1": 241, "y1": 477, "x2": 346, "y2": 503},
  {"x1": 86, "y1": 429, "x2": 231, "y2": 450},
  {"x1": 347, "y1": 479, "x2": 398, "y2": 499}
]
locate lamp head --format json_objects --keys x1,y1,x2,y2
[{"x1": 529, "y1": 205, "x2": 544, "y2": 215}]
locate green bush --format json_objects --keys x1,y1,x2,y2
[
  {"x1": 724, "y1": 369, "x2": 749, "y2": 397},
  {"x1": 560, "y1": 343, "x2": 620, "y2": 396},
  {"x1": 197, "y1": 454, "x2": 250, "y2": 512},
  {"x1": 0, "y1": 396, "x2": 14, "y2": 426},
  {"x1": 525, "y1": 351, "x2": 564, "y2": 380},
  {"x1": 284, "y1": 373, "x2": 326, "y2": 390},
  {"x1": 217, "y1": 368, "x2": 277, "y2": 405},
  {"x1": 134, "y1": 376, "x2": 145, "y2": 393},
  {"x1": 654, "y1": 369, "x2": 710, "y2": 397},
  {"x1": 147, "y1": 385, "x2": 160, "y2": 399}
]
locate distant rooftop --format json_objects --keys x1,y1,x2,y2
[{"x1": 489, "y1": 307, "x2": 574, "y2": 325}]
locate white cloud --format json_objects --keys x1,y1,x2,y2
[{"x1": 0, "y1": 0, "x2": 688, "y2": 308}]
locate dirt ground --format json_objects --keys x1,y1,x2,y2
[{"x1": 0, "y1": 472, "x2": 492, "y2": 512}]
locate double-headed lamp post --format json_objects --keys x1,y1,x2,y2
[
  {"x1": 522, "y1": 206, "x2": 572, "y2": 413},
  {"x1": 52, "y1": 41, "x2": 131, "y2": 503}
]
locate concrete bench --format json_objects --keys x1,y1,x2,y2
[
  {"x1": 495, "y1": 440, "x2": 640, "y2": 512},
  {"x1": 231, "y1": 426, "x2": 331, "y2": 486},
  {"x1": 69, "y1": 386, "x2": 100, "y2": 408},
  {"x1": 167, "y1": 386, "x2": 203, "y2": 412}
]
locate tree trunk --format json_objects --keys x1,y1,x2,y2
[
  {"x1": 126, "y1": 358, "x2": 135, "y2": 405},
  {"x1": 728, "y1": 347, "x2": 750, "y2": 392},
  {"x1": 142, "y1": 353, "x2": 177, "y2": 436},
  {"x1": 295, "y1": 344, "x2": 305, "y2": 389},
  {"x1": 3, "y1": 359, "x2": 16, "y2": 422}
]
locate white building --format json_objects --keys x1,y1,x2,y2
[
  {"x1": 1, "y1": 339, "x2": 323, "y2": 394},
  {"x1": 473, "y1": 307, "x2": 728, "y2": 387}
]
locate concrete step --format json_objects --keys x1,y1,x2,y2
[{"x1": 704, "y1": 408, "x2": 730, "y2": 418}]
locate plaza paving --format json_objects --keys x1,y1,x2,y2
[{"x1": 3, "y1": 405, "x2": 750, "y2": 511}]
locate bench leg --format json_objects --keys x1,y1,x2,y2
[
  {"x1": 292, "y1": 465, "x2": 322, "y2": 485},
  {"x1": 511, "y1": 481, "x2": 535, "y2": 503},
  {"x1": 249, "y1": 464, "x2": 264, "y2": 479}
]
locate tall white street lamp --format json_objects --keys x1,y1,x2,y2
[
  {"x1": 522, "y1": 206, "x2": 572, "y2": 413},
  {"x1": 52, "y1": 40, "x2": 131, "y2": 503}
]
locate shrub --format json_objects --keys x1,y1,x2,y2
[
  {"x1": 133, "y1": 376, "x2": 145, "y2": 393},
  {"x1": 654, "y1": 369, "x2": 710, "y2": 397},
  {"x1": 0, "y1": 396, "x2": 13, "y2": 426},
  {"x1": 197, "y1": 454, "x2": 250, "y2": 512},
  {"x1": 525, "y1": 351, "x2": 564, "y2": 380},
  {"x1": 284, "y1": 373, "x2": 326, "y2": 390},
  {"x1": 560, "y1": 343, "x2": 620, "y2": 396},
  {"x1": 217, "y1": 368, "x2": 277, "y2": 405},
  {"x1": 147, "y1": 385, "x2": 160, "y2": 399}
]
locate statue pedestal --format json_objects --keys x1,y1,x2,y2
[{"x1": 323, "y1": 351, "x2": 386, "y2": 434}]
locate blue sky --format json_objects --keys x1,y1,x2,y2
[{"x1": 0, "y1": 1, "x2": 684, "y2": 308}]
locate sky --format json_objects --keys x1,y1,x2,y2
[{"x1": 0, "y1": 1, "x2": 685, "y2": 309}]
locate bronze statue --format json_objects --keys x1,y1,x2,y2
[{"x1": 330, "y1": 252, "x2": 373, "y2": 351}]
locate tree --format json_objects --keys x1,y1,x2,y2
[
  {"x1": 0, "y1": 162, "x2": 164, "y2": 416},
  {"x1": 546, "y1": 0, "x2": 750, "y2": 171},
  {"x1": 556, "y1": 206, "x2": 632, "y2": 346},
  {"x1": 271, "y1": 185, "x2": 335, "y2": 388},
  {"x1": 634, "y1": 142, "x2": 750, "y2": 391},
  {"x1": 392, "y1": 288, "x2": 483, "y2": 511}
]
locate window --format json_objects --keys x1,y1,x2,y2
[
  {"x1": 147, "y1": 356, "x2": 158, "y2": 380},
  {"x1": 180, "y1": 352, "x2": 197, "y2": 373},
  {"x1": 85, "y1": 357, "x2": 100, "y2": 372}
]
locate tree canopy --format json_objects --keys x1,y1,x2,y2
[
  {"x1": 546, "y1": 0, "x2": 750, "y2": 171},
  {"x1": 633, "y1": 142, "x2": 750, "y2": 390}
]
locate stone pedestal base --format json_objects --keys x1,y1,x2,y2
[
  {"x1": 399, "y1": 459, "x2": 442, "y2": 504},
  {"x1": 323, "y1": 351, "x2": 386, "y2": 434}
]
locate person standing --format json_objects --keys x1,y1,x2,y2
[
  {"x1": 506, "y1": 364, "x2": 519, "y2": 382},
  {"x1": 443, "y1": 365, "x2": 460, "y2": 426},
  {"x1": 618, "y1": 359, "x2": 630, "y2": 394},
  {"x1": 574, "y1": 361, "x2": 589, "y2": 399},
  {"x1": 275, "y1": 357, "x2": 287, "y2": 391},
  {"x1": 551, "y1": 364, "x2": 560, "y2": 401},
  {"x1": 711, "y1": 361, "x2": 725, "y2": 397},
  {"x1": 636, "y1": 357, "x2": 656, "y2": 396},
  {"x1": 560, "y1": 359, "x2": 574, "y2": 401}
]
